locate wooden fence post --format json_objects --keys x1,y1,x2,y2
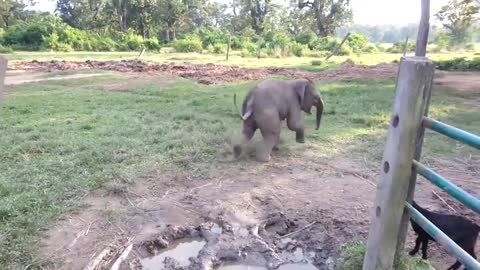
[
  {"x1": 226, "y1": 35, "x2": 231, "y2": 61},
  {"x1": 395, "y1": 0, "x2": 433, "y2": 259},
  {"x1": 415, "y1": 0, "x2": 430, "y2": 57},
  {"x1": 0, "y1": 56, "x2": 7, "y2": 106},
  {"x1": 362, "y1": 56, "x2": 435, "y2": 270}
]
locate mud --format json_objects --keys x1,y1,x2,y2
[{"x1": 8, "y1": 60, "x2": 398, "y2": 85}]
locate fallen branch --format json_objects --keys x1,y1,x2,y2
[
  {"x1": 83, "y1": 246, "x2": 115, "y2": 270},
  {"x1": 280, "y1": 221, "x2": 317, "y2": 239},
  {"x1": 325, "y1": 32, "x2": 350, "y2": 61},
  {"x1": 111, "y1": 243, "x2": 133, "y2": 270},
  {"x1": 432, "y1": 190, "x2": 457, "y2": 213}
]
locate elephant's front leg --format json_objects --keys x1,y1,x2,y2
[{"x1": 287, "y1": 110, "x2": 305, "y2": 143}]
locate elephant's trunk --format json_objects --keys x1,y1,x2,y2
[{"x1": 315, "y1": 97, "x2": 324, "y2": 130}]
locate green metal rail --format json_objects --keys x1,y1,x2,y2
[
  {"x1": 422, "y1": 117, "x2": 480, "y2": 150},
  {"x1": 413, "y1": 160, "x2": 480, "y2": 214},
  {"x1": 407, "y1": 117, "x2": 480, "y2": 269}
]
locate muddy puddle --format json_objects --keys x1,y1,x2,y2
[
  {"x1": 216, "y1": 263, "x2": 318, "y2": 270},
  {"x1": 141, "y1": 238, "x2": 206, "y2": 269}
]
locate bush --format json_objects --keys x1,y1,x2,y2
[
  {"x1": 346, "y1": 33, "x2": 369, "y2": 54},
  {"x1": 434, "y1": 31, "x2": 449, "y2": 51},
  {"x1": 0, "y1": 44, "x2": 13, "y2": 53},
  {"x1": 387, "y1": 40, "x2": 416, "y2": 53},
  {"x1": 290, "y1": 42, "x2": 308, "y2": 57},
  {"x1": 436, "y1": 57, "x2": 480, "y2": 71},
  {"x1": 144, "y1": 37, "x2": 161, "y2": 51},
  {"x1": 213, "y1": 43, "x2": 226, "y2": 54},
  {"x1": 296, "y1": 31, "x2": 318, "y2": 48},
  {"x1": 311, "y1": 60, "x2": 322, "y2": 66},
  {"x1": 172, "y1": 38, "x2": 203, "y2": 53}
]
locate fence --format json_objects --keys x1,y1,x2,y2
[{"x1": 362, "y1": 56, "x2": 480, "y2": 269}]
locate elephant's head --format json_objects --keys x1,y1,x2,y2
[{"x1": 295, "y1": 78, "x2": 324, "y2": 130}]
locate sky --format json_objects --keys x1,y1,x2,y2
[{"x1": 32, "y1": 0, "x2": 449, "y2": 26}]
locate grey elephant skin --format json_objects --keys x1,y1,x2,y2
[{"x1": 233, "y1": 78, "x2": 324, "y2": 162}]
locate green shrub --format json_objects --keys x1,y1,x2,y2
[
  {"x1": 291, "y1": 42, "x2": 308, "y2": 57},
  {"x1": 213, "y1": 43, "x2": 226, "y2": 54},
  {"x1": 172, "y1": 38, "x2": 203, "y2": 53},
  {"x1": 346, "y1": 33, "x2": 369, "y2": 54},
  {"x1": 387, "y1": 40, "x2": 416, "y2": 53},
  {"x1": 206, "y1": 44, "x2": 215, "y2": 53},
  {"x1": 296, "y1": 31, "x2": 318, "y2": 49},
  {"x1": 144, "y1": 37, "x2": 161, "y2": 51},
  {"x1": 434, "y1": 31, "x2": 449, "y2": 51},
  {"x1": 436, "y1": 57, "x2": 480, "y2": 71},
  {"x1": 0, "y1": 44, "x2": 13, "y2": 53},
  {"x1": 97, "y1": 37, "x2": 117, "y2": 51},
  {"x1": 311, "y1": 60, "x2": 322, "y2": 66},
  {"x1": 305, "y1": 51, "x2": 328, "y2": 58}
]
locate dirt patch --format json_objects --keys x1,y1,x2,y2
[
  {"x1": 4, "y1": 70, "x2": 104, "y2": 85},
  {"x1": 8, "y1": 60, "x2": 398, "y2": 85},
  {"x1": 434, "y1": 72, "x2": 480, "y2": 93},
  {"x1": 37, "y1": 153, "x2": 480, "y2": 270}
]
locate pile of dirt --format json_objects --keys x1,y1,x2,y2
[{"x1": 8, "y1": 60, "x2": 398, "y2": 85}]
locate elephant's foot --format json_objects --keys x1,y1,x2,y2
[
  {"x1": 233, "y1": 145, "x2": 242, "y2": 158},
  {"x1": 256, "y1": 151, "x2": 271, "y2": 162},
  {"x1": 295, "y1": 133, "x2": 305, "y2": 143}
]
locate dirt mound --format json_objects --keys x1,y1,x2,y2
[{"x1": 9, "y1": 60, "x2": 398, "y2": 85}]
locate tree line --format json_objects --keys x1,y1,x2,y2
[{"x1": 0, "y1": 0, "x2": 478, "y2": 54}]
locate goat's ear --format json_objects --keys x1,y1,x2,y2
[{"x1": 294, "y1": 80, "x2": 307, "y2": 107}]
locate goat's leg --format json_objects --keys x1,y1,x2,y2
[
  {"x1": 446, "y1": 260, "x2": 461, "y2": 270},
  {"x1": 421, "y1": 238, "x2": 429, "y2": 260},
  {"x1": 409, "y1": 237, "x2": 422, "y2": 256}
]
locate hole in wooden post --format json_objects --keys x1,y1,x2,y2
[
  {"x1": 392, "y1": 115, "x2": 399, "y2": 127},
  {"x1": 376, "y1": 206, "x2": 381, "y2": 217},
  {"x1": 383, "y1": 161, "x2": 390, "y2": 173}
]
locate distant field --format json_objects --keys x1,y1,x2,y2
[{"x1": 2, "y1": 49, "x2": 478, "y2": 71}]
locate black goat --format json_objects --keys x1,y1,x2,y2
[{"x1": 409, "y1": 200, "x2": 480, "y2": 270}]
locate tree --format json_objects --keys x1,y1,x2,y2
[
  {"x1": 56, "y1": 0, "x2": 111, "y2": 32},
  {"x1": 0, "y1": 0, "x2": 35, "y2": 28},
  {"x1": 156, "y1": 0, "x2": 187, "y2": 41},
  {"x1": 112, "y1": 0, "x2": 130, "y2": 32},
  {"x1": 435, "y1": 0, "x2": 480, "y2": 47},
  {"x1": 297, "y1": 0, "x2": 352, "y2": 37},
  {"x1": 243, "y1": 0, "x2": 271, "y2": 35}
]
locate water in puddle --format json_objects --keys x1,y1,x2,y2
[
  {"x1": 277, "y1": 263, "x2": 318, "y2": 270},
  {"x1": 217, "y1": 264, "x2": 268, "y2": 270},
  {"x1": 141, "y1": 239, "x2": 206, "y2": 270}
]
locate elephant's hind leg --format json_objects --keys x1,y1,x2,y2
[
  {"x1": 234, "y1": 120, "x2": 257, "y2": 158},
  {"x1": 257, "y1": 131, "x2": 279, "y2": 162}
]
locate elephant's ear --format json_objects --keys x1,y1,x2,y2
[{"x1": 294, "y1": 80, "x2": 307, "y2": 108}]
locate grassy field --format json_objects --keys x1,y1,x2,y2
[
  {"x1": 2, "y1": 50, "x2": 478, "y2": 71},
  {"x1": 1, "y1": 67, "x2": 479, "y2": 268}
]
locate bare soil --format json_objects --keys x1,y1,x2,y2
[
  {"x1": 8, "y1": 60, "x2": 398, "y2": 85},
  {"x1": 37, "y1": 153, "x2": 480, "y2": 270}
]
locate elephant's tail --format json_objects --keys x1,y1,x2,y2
[{"x1": 233, "y1": 94, "x2": 244, "y2": 120}]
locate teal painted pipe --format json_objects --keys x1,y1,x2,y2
[
  {"x1": 413, "y1": 160, "x2": 480, "y2": 214},
  {"x1": 405, "y1": 202, "x2": 480, "y2": 270},
  {"x1": 422, "y1": 117, "x2": 480, "y2": 150}
]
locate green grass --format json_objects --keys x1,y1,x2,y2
[
  {"x1": 336, "y1": 240, "x2": 435, "y2": 270},
  {"x1": 0, "y1": 72, "x2": 478, "y2": 269},
  {"x1": 2, "y1": 50, "x2": 478, "y2": 69}
]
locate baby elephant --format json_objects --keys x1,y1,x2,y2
[{"x1": 233, "y1": 78, "x2": 324, "y2": 162}]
